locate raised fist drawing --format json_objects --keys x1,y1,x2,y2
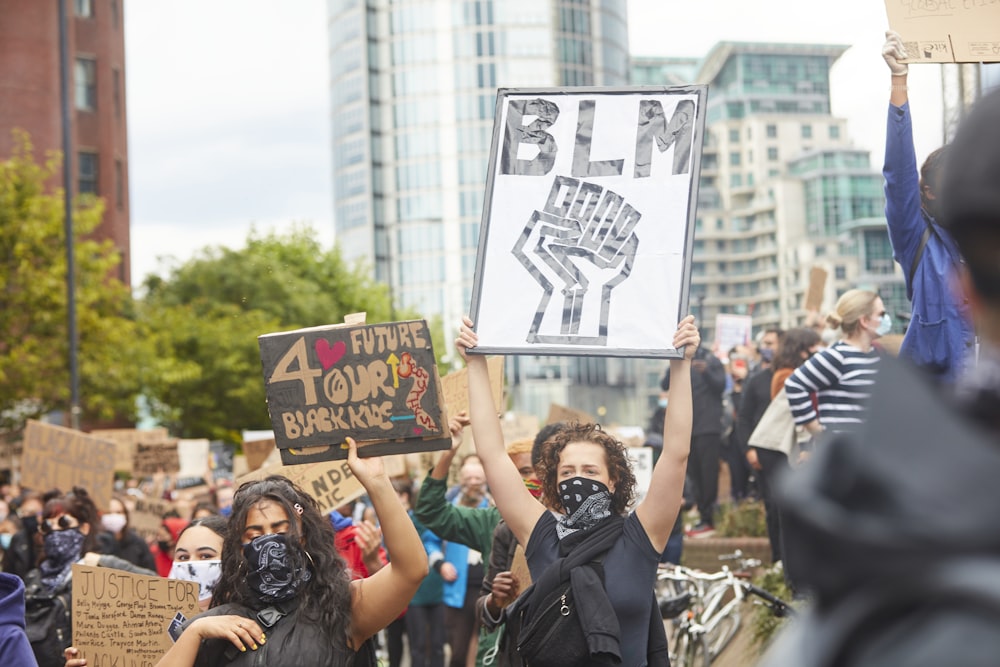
[{"x1": 512, "y1": 176, "x2": 640, "y2": 345}]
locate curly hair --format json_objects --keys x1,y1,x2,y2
[
  {"x1": 43, "y1": 486, "x2": 100, "y2": 555},
  {"x1": 211, "y1": 476, "x2": 353, "y2": 652},
  {"x1": 537, "y1": 422, "x2": 636, "y2": 515}
]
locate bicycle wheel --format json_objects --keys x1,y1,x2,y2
[{"x1": 705, "y1": 609, "x2": 741, "y2": 660}]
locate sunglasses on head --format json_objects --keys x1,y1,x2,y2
[{"x1": 39, "y1": 515, "x2": 79, "y2": 534}]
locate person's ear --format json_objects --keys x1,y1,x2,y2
[
  {"x1": 921, "y1": 182, "x2": 937, "y2": 202},
  {"x1": 79, "y1": 522, "x2": 90, "y2": 536}
]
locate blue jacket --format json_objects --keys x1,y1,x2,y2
[
  {"x1": 408, "y1": 510, "x2": 445, "y2": 607},
  {"x1": 0, "y1": 572, "x2": 38, "y2": 666},
  {"x1": 884, "y1": 103, "x2": 974, "y2": 383}
]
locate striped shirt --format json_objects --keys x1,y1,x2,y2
[{"x1": 785, "y1": 340, "x2": 880, "y2": 432}]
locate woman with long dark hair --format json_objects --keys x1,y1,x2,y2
[
  {"x1": 456, "y1": 315, "x2": 698, "y2": 667},
  {"x1": 155, "y1": 439, "x2": 427, "y2": 667}
]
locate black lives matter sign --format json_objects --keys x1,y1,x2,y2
[
  {"x1": 470, "y1": 86, "x2": 707, "y2": 359},
  {"x1": 259, "y1": 320, "x2": 450, "y2": 464}
]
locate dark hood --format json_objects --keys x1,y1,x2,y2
[
  {"x1": 0, "y1": 573, "x2": 26, "y2": 629},
  {"x1": 778, "y1": 356, "x2": 1000, "y2": 602}
]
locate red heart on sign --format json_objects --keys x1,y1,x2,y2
[{"x1": 315, "y1": 339, "x2": 346, "y2": 370}]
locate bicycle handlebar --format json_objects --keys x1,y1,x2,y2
[{"x1": 742, "y1": 582, "x2": 797, "y2": 618}]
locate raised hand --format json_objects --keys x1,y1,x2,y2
[
  {"x1": 345, "y1": 437, "x2": 386, "y2": 488},
  {"x1": 673, "y1": 315, "x2": 700, "y2": 360},
  {"x1": 882, "y1": 30, "x2": 908, "y2": 76},
  {"x1": 455, "y1": 316, "x2": 479, "y2": 362}
]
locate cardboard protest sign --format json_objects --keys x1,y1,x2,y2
[
  {"x1": 91, "y1": 428, "x2": 171, "y2": 473},
  {"x1": 72, "y1": 564, "x2": 200, "y2": 665},
  {"x1": 805, "y1": 266, "x2": 828, "y2": 313},
  {"x1": 237, "y1": 458, "x2": 365, "y2": 515},
  {"x1": 177, "y1": 439, "x2": 210, "y2": 479},
  {"x1": 133, "y1": 440, "x2": 180, "y2": 477},
  {"x1": 22, "y1": 421, "x2": 116, "y2": 510},
  {"x1": 714, "y1": 314, "x2": 753, "y2": 361},
  {"x1": 259, "y1": 319, "x2": 451, "y2": 465},
  {"x1": 440, "y1": 356, "x2": 505, "y2": 417},
  {"x1": 469, "y1": 86, "x2": 707, "y2": 358},
  {"x1": 546, "y1": 403, "x2": 596, "y2": 426},
  {"x1": 884, "y1": 0, "x2": 1000, "y2": 63},
  {"x1": 130, "y1": 497, "x2": 175, "y2": 542},
  {"x1": 243, "y1": 438, "x2": 276, "y2": 472},
  {"x1": 500, "y1": 413, "x2": 540, "y2": 444}
]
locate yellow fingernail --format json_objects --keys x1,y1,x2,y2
[
  {"x1": 260, "y1": 636, "x2": 267, "y2": 643},
  {"x1": 240, "y1": 646, "x2": 246, "y2": 652},
  {"x1": 252, "y1": 644, "x2": 258, "y2": 650}
]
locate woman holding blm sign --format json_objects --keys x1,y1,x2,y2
[
  {"x1": 154, "y1": 438, "x2": 427, "y2": 667},
  {"x1": 455, "y1": 315, "x2": 698, "y2": 667}
]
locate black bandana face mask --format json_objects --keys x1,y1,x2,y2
[
  {"x1": 556, "y1": 477, "x2": 613, "y2": 539},
  {"x1": 243, "y1": 533, "x2": 311, "y2": 605}
]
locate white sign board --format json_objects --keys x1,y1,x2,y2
[
  {"x1": 627, "y1": 446, "x2": 655, "y2": 507},
  {"x1": 714, "y1": 314, "x2": 753, "y2": 361},
  {"x1": 470, "y1": 86, "x2": 707, "y2": 359}
]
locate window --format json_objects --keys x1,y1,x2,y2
[
  {"x1": 75, "y1": 0, "x2": 92, "y2": 17},
  {"x1": 728, "y1": 128, "x2": 739, "y2": 143},
  {"x1": 801, "y1": 124, "x2": 813, "y2": 139},
  {"x1": 74, "y1": 58, "x2": 96, "y2": 110},
  {"x1": 835, "y1": 265, "x2": 846, "y2": 280},
  {"x1": 115, "y1": 159, "x2": 123, "y2": 209},
  {"x1": 766, "y1": 124, "x2": 777, "y2": 138},
  {"x1": 78, "y1": 152, "x2": 98, "y2": 194},
  {"x1": 112, "y1": 68, "x2": 121, "y2": 120},
  {"x1": 767, "y1": 146, "x2": 778, "y2": 161},
  {"x1": 730, "y1": 173, "x2": 742, "y2": 187},
  {"x1": 829, "y1": 125, "x2": 840, "y2": 139},
  {"x1": 729, "y1": 152, "x2": 741, "y2": 166}
]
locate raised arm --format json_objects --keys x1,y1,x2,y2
[
  {"x1": 635, "y1": 315, "x2": 697, "y2": 552},
  {"x1": 784, "y1": 349, "x2": 836, "y2": 436},
  {"x1": 346, "y1": 438, "x2": 428, "y2": 648},
  {"x1": 456, "y1": 317, "x2": 544, "y2": 547}
]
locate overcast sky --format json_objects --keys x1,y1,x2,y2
[{"x1": 124, "y1": 0, "x2": 944, "y2": 288}]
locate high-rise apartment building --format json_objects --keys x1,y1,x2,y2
[
  {"x1": 0, "y1": 0, "x2": 131, "y2": 284},
  {"x1": 689, "y1": 42, "x2": 905, "y2": 343}
]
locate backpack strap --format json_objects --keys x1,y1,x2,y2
[{"x1": 909, "y1": 211, "x2": 942, "y2": 288}]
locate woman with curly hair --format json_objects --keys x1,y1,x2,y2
[
  {"x1": 155, "y1": 439, "x2": 427, "y2": 667},
  {"x1": 456, "y1": 315, "x2": 698, "y2": 667}
]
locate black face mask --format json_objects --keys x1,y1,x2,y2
[
  {"x1": 20, "y1": 515, "x2": 38, "y2": 536},
  {"x1": 243, "y1": 533, "x2": 311, "y2": 605}
]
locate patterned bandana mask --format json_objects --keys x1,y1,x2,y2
[
  {"x1": 556, "y1": 477, "x2": 612, "y2": 540},
  {"x1": 40, "y1": 528, "x2": 85, "y2": 591},
  {"x1": 169, "y1": 560, "x2": 222, "y2": 602},
  {"x1": 242, "y1": 533, "x2": 312, "y2": 605},
  {"x1": 524, "y1": 478, "x2": 543, "y2": 499}
]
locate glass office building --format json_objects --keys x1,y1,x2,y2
[{"x1": 329, "y1": 0, "x2": 628, "y2": 331}]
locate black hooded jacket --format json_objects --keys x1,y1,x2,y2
[{"x1": 760, "y1": 357, "x2": 1000, "y2": 667}]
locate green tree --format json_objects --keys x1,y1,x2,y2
[
  {"x1": 138, "y1": 226, "x2": 412, "y2": 442},
  {"x1": 0, "y1": 132, "x2": 144, "y2": 430}
]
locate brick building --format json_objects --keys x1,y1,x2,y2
[{"x1": 0, "y1": 0, "x2": 130, "y2": 284}]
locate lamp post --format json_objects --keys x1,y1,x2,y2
[{"x1": 58, "y1": 0, "x2": 81, "y2": 430}]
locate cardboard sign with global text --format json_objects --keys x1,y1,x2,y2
[
  {"x1": 22, "y1": 421, "x2": 116, "y2": 510},
  {"x1": 91, "y1": 428, "x2": 170, "y2": 474},
  {"x1": 72, "y1": 564, "x2": 200, "y2": 665},
  {"x1": 440, "y1": 356, "x2": 505, "y2": 417},
  {"x1": 885, "y1": 0, "x2": 1000, "y2": 63},
  {"x1": 258, "y1": 319, "x2": 451, "y2": 465},
  {"x1": 132, "y1": 440, "x2": 180, "y2": 477},
  {"x1": 237, "y1": 458, "x2": 365, "y2": 515}
]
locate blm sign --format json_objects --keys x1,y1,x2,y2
[{"x1": 259, "y1": 319, "x2": 450, "y2": 465}]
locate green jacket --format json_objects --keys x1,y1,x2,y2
[
  {"x1": 413, "y1": 475, "x2": 500, "y2": 558},
  {"x1": 413, "y1": 474, "x2": 503, "y2": 667}
]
